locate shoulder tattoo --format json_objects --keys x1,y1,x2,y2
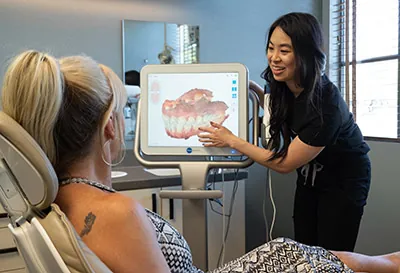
[{"x1": 80, "y1": 212, "x2": 96, "y2": 237}]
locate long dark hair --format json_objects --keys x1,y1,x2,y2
[{"x1": 261, "y1": 12, "x2": 326, "y2": 161}]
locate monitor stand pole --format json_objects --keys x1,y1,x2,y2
[{"x1": 159, "y1": 163, "x2": 222, "y2": 271}]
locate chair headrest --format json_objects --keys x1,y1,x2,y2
[{"x1": 0, "y1": 111, "x2": 58, "y2": 216}]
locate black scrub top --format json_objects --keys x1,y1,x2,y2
[{"x1": 289, "y1": 75, "x2": 370, "y2": 202}]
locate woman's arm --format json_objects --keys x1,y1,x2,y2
[
  {"x1": 83, "y1": 194, "x2": 170, "y2": 273},
  {"x1": 332, "y1": 250, "x2": 400, "y2": 273},
  {"x1": 198, "y1": 122, "x2": 323, "y2": 174},
  {"x1": 229, "y1": 134, "x2": 323, "y2": 173},
  {"x1": 198, "y1": 87, "x2": 344, "y2": 174}
]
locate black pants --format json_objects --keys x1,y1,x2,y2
[{"x1": 293, "y1": 157, "x2": 371, "y2": 251}]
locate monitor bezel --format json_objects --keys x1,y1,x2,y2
[{"x1": 140, "y1": 63, "x2": 248, "y2": 156}]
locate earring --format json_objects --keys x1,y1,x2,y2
[{"x1": 101, "y1": 137, "x2": 126, "y2": 167}]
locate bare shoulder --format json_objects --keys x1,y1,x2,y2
[
  {"x1": 101, "y1": 193, "x2": 145, "y2": 214},
  {"x1": 81, "y1": 193, "x2": 169, "y2": 272},
  {"x1": 92, "y1": 193, "x2": 150, "y2": 228},
  {"x1": 66, "y1": 191, "x2": 153, "y2": 240}
]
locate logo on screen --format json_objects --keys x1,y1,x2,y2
[{"x1": 186, "y1": 147, "x2": 193, "y2": 154}]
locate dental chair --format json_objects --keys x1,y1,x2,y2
[{"x1": 0, "y1": 112, "x2": 111, "y2": 273}]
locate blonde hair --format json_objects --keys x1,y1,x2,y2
[
  {"x1": 2, "y1": 50, "x2": 127, "y2": 175},
  {"x1": 2, "y1": 50, "x2": 63, "y2": 163},
  {"x1": 99, "y1": 64, "x2": 127, "y2": 143}
]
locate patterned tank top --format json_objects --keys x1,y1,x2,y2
[{"x1": 145, "y1": 209, "x2": 353, "y2": 273}]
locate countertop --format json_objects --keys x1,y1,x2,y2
[{"x1": 111, "y1": 152, "x2": 248, "y2": 191}]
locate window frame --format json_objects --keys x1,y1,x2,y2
[{"x1": 327, "y1": 0, "x2": 400, "y2": 142}]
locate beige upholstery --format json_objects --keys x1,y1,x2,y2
[
  {"x1": 0, "y1": 111, "x2": 111, "y2": 272},
  {"x1": 0, "y1": 111, "x2": 58, "y2": 210}
]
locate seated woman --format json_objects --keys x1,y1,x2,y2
[{"x1": 1, "y1": 50, "x2": 399, "y2": 273}]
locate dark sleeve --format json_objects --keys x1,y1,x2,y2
[{"x1": 297, "y1": 99, "x2": 342, "y2": 147}]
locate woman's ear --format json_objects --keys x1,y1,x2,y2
[{"x1": 104, "y1": 115, "x2": 116, "y2": 140}]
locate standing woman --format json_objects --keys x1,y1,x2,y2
[{"x1": 198, "y1": 12, "x2": 371, "y2": 252}]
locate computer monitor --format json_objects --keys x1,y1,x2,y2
[{"x1": 140, "y1": 63, "x2": 248, "y2": 156}]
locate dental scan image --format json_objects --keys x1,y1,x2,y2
[
  {"x1": 162, "y1": 88, "x2": 229, "y2": 139},
  {"x1": 147, "y1": 73, "x2": 239, "y2": 148}
]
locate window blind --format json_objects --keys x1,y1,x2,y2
[
  {"x1": 177, "y1": 25, "x2": 199, "y2": 64},
  {"x1": 329, "y1": 0, "x2": 400, "y2": 138}
]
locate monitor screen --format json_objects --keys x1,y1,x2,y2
[{"x1": 140, "y1": 63, "x2": 248, "y2": 156}]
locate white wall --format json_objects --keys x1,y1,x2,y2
[
  {"x1": 124, "y1": 21, "x2": 179, "y2": 72},
  {"x1": 356, "y1": 141, "x2": 400, "y2": 254},
  {"x1": 124, "y1": 21, "x2": 166, "y2": 72},
  {"x1": 195, "y1": 0, "x2": 322, "y2": 85},
  {"x1": 0, "y1": 0, "x2": 321, "y2": 88},
  {"x1": 0, "y1": 0, "x2": 200, "y2": 85}
]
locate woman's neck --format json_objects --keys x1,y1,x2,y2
[
  {"x1": 60, "y1": 152, "x2": 112, "y2": 188},
  {"x1": 286, "y1": 80, "x2": 304, "y2": 97}
]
